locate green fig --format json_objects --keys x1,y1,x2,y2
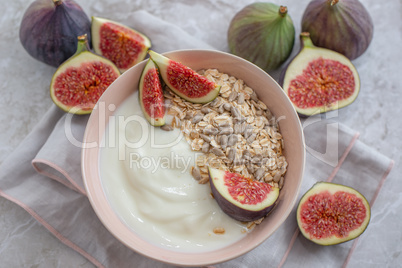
[{"x1": 228, "y1": 3, "x2": 295, "y2": 72}]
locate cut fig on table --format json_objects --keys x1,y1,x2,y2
[
  {"x1": 208, "y1": 167, "x2": 279, "y2": 222},
  {"x1": 91, "y1": 16, "x2": 151, "y2": 72},
  {"x1": 280, "y1": 32, "x2": 360, "y2": 117},
  {"x1": 148, "y1": 51, "x2": 221, "y2": 104},
  {"x1": 50, "y1": 34, "x2": 120, "y2": 115},
  {"x1": 297, "y1": 182, "x2": 371, "y2": 246},
  {"x1": 138, "y1": 59, "x2": 166, "y2": 127}
]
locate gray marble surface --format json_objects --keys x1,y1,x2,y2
[{"x1": 0, "y1": 0, "x2": 400, "y2": 267}]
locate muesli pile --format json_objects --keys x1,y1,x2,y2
[{"x1": 163, "y1": 69, "x2": 287, "y2": 192}]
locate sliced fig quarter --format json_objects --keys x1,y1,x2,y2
[
  {"x1": 91, "y1": 16, "x2": 151, "y2": 72},
  {"x1": 208, "y1": 167, "x2": 279, "y2": 222},
  {"x1": 297, "y1": 182, "x2": 371, "y2": 246},
  {"x1": 280, "y1": 32, "x2": 360, "y2": 117},
  {"x1": 148, "y1": 50, "x2": 221, "y2": 104},
  {"x1": 138, "y1": 59, "x2": 166, "y2": 127},
  {"x1": 50, "y1": 34, "x2": 120, "y2": 115}
]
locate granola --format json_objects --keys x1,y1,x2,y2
[{"x1": 164, "y1": 69, "x2": 288, "y2": 225}]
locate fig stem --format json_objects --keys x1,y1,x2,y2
[
  {"x1": 279, "y1": 6, "x2": 288, "y2": 17},
  {"x1": 300, "y1": 32, "x2": 315, "y2": 48},
  {"x1": 329, "y1": 0, "x2": 339, "y2": 6},
  {"x1": 75, "y1": 34, "x2": 91, "y2": 56},
  {"x1": 53, "y1": 0, "x2": 63, "y2": 6}
]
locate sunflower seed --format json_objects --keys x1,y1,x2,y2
[
  {"x1": 202, "y1": 142, "x2": 210, "y2": 153},
  {"x1": 200, "y1": 134, "x2": 212, "y2": 143},
  {"x1": 211, "y1": 147, "x2": 225, "y2": 157},
  {"x1": 230, "y1": 106, "x2": 241, "y2": 119},
  {"x1": 161, "y1": 125, "x2": 173, "y2": 131},
  {"x1": 255, "y1": 167, "x2": 265, "y2": 180},
  {"x1": 273, "y1": 172, "x2": 281, "y2": 183},
  {"x1": 227, "y1": 134, "x2": 238, "y2": 147},
  {"x1": 234, "y1": 123, "x2": 242, "y2": 134},
  {"x1": 203, "y1": 128, "x2": 218, "y2": 135},
  {"x1": 279, "y1": 176, "x2": 284, "y2": 189},
  {"x1": 192, "y1": 166, "x2": 201, "y2": 180},
  {"x1": 201, "y1": 107, "x2": 212, "y2": 114},
  {"x1": 220, "y1": 135, "x2": 228, "y2": 150},
  {"x1": 219, "y1": 127, "x2": 233, "y2": 135},
  {"x1": 191, "y1": 114, "x2": 204, "y2": 124},
  {"x1": 223, "y1": 103, "x2": 231, "y2": 111},
  {"x1": 228, "y1": 148, "x2": 236, "y2": 162}
]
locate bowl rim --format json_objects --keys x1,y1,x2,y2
[{"x1": 81, "y1": 49, "x2": 305, "y2": 266}]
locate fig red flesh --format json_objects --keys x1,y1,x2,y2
[
  {"x1": 91, "y1": 17, "x2": 151, "y2": 72},
  {"x1": 299, "y1": 190, "x2": 367, "y2": 239},
  {"x1": 166, "y1": 61, "x2": 217, "y2": 99},
  {"x1": 224, "y1": 171, "x2": 273, "y2": 205},
  {"x1": 50, "y1": 35, "x2": 120, "y2": 114},
  {"x1": 149, "y1": 51, "x2": 220, "y2": 103},
  {"x1": 138, "y1": 59, "x2": 165, "y2": 126},
  {"x1": 288, "y1": 58, "x2": 356, "y2": 109},
  {"x1": 99, "y1": 22, "x2": 148, "y2": 70},
  {"x1": 297, "y1": 182, "x2": 371, "y2": 245},
  {"x1": 280, "y1": 32, "x2": 360, "y2": 116},
  {"x1": 53, "y1": 62, "x2": 119, "y2": 110},
  {"x1": 208, "y1": 167, "x2": 279, "y2": 222}
]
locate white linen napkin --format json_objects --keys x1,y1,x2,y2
[{"x1": 0, "y1": 10, "x2": 394, "y2": 268}]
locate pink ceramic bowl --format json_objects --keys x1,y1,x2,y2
[{"x1": 82, "y1": 49, "x2": 305, "y2": 266}]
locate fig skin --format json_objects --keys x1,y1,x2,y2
[
  {"x1": 228, "y1": 3, "x2": 295, "y2": 72},
  {"x1": 297, "y1": 182, "x2": 371, "y2": 246},
  {"x1": 208, "y1": 167, "x2": 279, "y2": 222},
  {"x1": 301, "y1": 0, "x2": 374, "y2": 60},
  {"x1": 279, "y1": 32, "x2": 360, "y2": 117},
  {"x1": 50, "y1": 35, "x2": 120, "y2": 115},
  {"x1": 19, "y1": 0, "x2": 91, "y2": 67}
]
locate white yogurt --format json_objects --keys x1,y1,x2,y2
[{"x1": 99, "y1": 91, "x2": 248, "y2": 252}]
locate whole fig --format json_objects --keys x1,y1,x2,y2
[
  {"x1": 19, "y1": 0, "x2": 91, "y2": 67},
  {"x1": 301, "y1": 0, "x2": 374, "y2": 60},
  {"x1": 228, "y1": 3, "x2": 295, "y2": 72}
]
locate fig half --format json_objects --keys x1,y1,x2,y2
[
  {"x1": 50, "y1": 34, "x2": 120, "y2": 114},
  {"x1": 208, "y1": 167, "x2": 279, "y2": 222},
  {"x1": 138, "y1": 59, "x2": 166, "y2": 126},
  {"x1": 280, "y1": 32, "x2": 360, "y2": 116},
  {"x1": 91, "y1": 16, "x2": 151, "y2": 72},
  {"x1": 297, "y1": 182, "x2": 371, "y2": 245},
  {"x1": 148, "y1": 51, "x2": 221, "y2": 104}
]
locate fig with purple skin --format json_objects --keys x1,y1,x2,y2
[
  {"x1": 50, "y1": 35, "x2": 120, "y2": 114},
  {"x1": 297, "y1": 182, "x2": 371, "y2": 245},
  {"x1": 301, "y1": 0, "x2": 374, "y2": 60},
  {"x1": 228, "y1": 3, "x2": 295, "y2": 71},
  {"x1": 138, "y1": 59, "x2": 166, "y2": 126},
  {"x1": 19, "y1": 0, "x2": 91, "y2": 67},
  {"x1": 91, "y1": 17, "x2": 151, "y2": 72},
  {"x1": 280, "y1": 32, "x2": 360, "y2": 117},
  {"x1": 208, "y1": 167, "x2": 279, "y2": 222},
  {"x1": 148, "y1": 51, "x2": 221, "y2": 104}
]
